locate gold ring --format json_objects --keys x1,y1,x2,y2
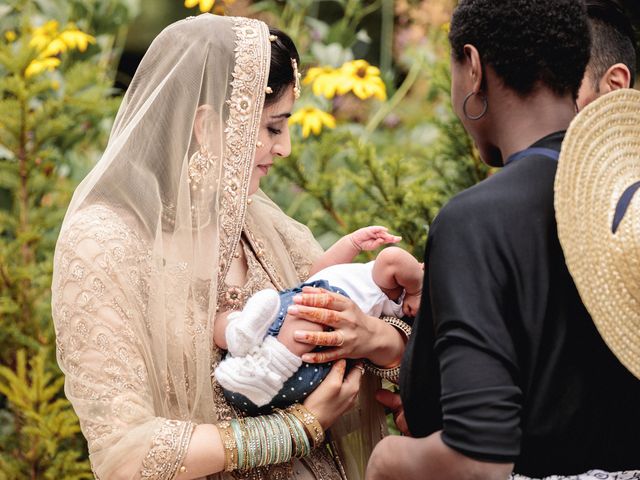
[{"x1": 354, "y1": 365, "x2": 365, "y2": 374}]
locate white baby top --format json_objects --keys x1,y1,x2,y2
[{"x1": 306, "y1": 261, "x2": 403, "y2": 318}]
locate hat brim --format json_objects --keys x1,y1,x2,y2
[{"x1": 555, "y1": 88, "x2": 640, "y2": 380}]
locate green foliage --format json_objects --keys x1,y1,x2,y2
[
  {"x1": 0, "y1": 1, "x2": 138, "y2": 477},
  {"x1": 0, "y1": 350, "x2": 92, "y2": 480},
  {"x1": 263, "y1": 25, "x2": 488, "y2": 259}
]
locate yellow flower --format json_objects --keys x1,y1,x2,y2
[
  {"x1": 303, "y1": 67, "x2": 346, "y2": 100},
  {"x1": 289, "y1": 107, "x2": 336, "y2": 138},
  {"x1": 441, "y1": 22, "x2": 451, "y2": 34},
  {"x1": 337, "y1": 59, "x2": 387, "y2": 101},
  {"x1": 29, "y1": 20, "x2": 59, "y2": 51},
  {"x1": 185, "y1": 0, "x2": 215, "y2": 12},
  {"x1": 24, "y1": 22, "x2": 95, "y2": 78},
  {"x1": 25, "y1": 57, "x2": 60, "y2": 78},
  {"x1": 59, "y1": 26, "x2": 95, "y2": 52},
  {"x1": 40, "y1": 38, "x2": 67, "y2": 57},
  {"x1": 5, "y1": 30, "x2": 17, "y2": 42}
]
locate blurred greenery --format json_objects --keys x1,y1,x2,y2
[{"x1": 0, "y1": 1, "x2": 138, "y2": 477}]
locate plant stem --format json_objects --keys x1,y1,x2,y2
[
  {"x1": 365, "y1": 56, "x2": 424, "y2": 134},
  {"x1": 380, "y1": 0, "x2": 394, "y2": 74}
]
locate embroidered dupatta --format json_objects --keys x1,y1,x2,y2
[{"x1": 52, "y1": 14, "x2": 384, "y2": 480}]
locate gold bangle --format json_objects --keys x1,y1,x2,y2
[
  {"x1": 363, "y1": 362, "x2": 401, "y2": 383},
  {"x1": 363, "y1": 316, "x2": 411, "y2": 383},
  {"x1": 286, "y1": 404, "x2": 325, "y2": 448},
  {"x1": 217, "y1": 421, "x2": 238, "y2": 472},
  {"x1": 382, "y1": 316, "x2": 412, "y2": 340}
]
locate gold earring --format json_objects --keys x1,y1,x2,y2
[
  {"x1": 188, "y1": 146, "x2": 216, "y2": 189},
  {"x1": 256, "y1": 141, "x2": 263, "y2": 148}
]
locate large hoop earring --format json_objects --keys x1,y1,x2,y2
[{"x1": 462, "y1": 91, "x2": 488, "y2": 120}]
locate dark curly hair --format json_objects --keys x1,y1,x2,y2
[
  {"x1": 265, "y1": 28, "x2": 300, "y2": 107},
  {"x1": 449, "y1": 0, "x2": 591, "y2": 99},
  {"x1": 587, "y1": 0, "x2": 637, "y2": 88}
]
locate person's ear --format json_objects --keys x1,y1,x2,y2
[
  {"x1": 464, "y1": 44, "x2": 484, "y2": 93},
  {"x1": 193, "y1": 104, "x2": 214, "y2": 147},
  {"x1": 599, "y1": 63, "x2": 632, "y2": 93}
]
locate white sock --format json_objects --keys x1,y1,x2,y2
[
  {"x1": 214, "y1": 336, "x2": 302, "y2": 407},
  {"x1": 225, "y1": 289, "x2": 281, "y2": 357}
]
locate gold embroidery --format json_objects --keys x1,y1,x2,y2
[
  {"x1": 218, "y1": 236, "x2": 273, "y2": 312},
  {"x1": 141, "y1": 419, "x2": 195, "y2": 480},
  {"x1": 218, "y1": 18, "x2": 269, "y2": 287}
]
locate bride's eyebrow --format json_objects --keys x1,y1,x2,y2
[{"x1": 270, "y1": 112, "x2": 291, "y2": 120}]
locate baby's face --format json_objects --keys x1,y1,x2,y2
[{"x1": 402, "y1": 291, "x2": 421, "y2": 317}]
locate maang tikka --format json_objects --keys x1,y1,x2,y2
[{"x1": 291, "y1": 58, "x2": 301, "y2": 99}]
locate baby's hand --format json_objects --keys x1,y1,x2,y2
[
  {"x1": 349, "y1": 226, "x2": 401, "y2": 252},
  {"x1": 402, "y1": 290, "x2": 421, "y2": 318}
]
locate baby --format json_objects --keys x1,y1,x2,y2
[{"x1": 214, "y1": 226, "x2": 423, "y2": 414}]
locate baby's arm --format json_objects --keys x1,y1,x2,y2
[
  {"x1": 372, "y1": 247, "x2": 424, "y2": 317},
  {"x1": 309, "y1": 226, "x2": 401, "y2": 276}
]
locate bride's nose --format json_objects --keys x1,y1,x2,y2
[{"x1": 272, "y1": 127, "x2": 291, "y2": 157}]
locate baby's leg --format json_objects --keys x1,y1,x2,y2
[
  {"x1": 225, "y1": 289, "x2": 281, "y2": 357},
  {"x1": 276, "y1": 314, "x2": 323, "y2": 357}
]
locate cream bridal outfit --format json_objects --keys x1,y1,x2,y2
[{"x1": 52, "y1": 14, "x2": 384, "y2": 480}]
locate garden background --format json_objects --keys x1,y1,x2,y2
[{"x1": 0, "y1": 0, "x2": 638, "y2": 478}]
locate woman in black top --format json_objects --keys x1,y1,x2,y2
[{"x1": 367, "y1": 0, "x2": 640, "y2": 478}]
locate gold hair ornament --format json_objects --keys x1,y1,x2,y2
[{"x1": 291, "y1": 58, "x2": 301, "y2": 99}]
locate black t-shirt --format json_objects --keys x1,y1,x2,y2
[{"x1": 400, "y1": 132, "x2": 640, "y2": 477}]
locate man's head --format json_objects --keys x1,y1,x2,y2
[{"x1": 577, "y1": 0, "x2": 637, "y2": 109}]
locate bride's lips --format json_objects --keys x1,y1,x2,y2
[{"x1": 257, "y1": 164, "x2": 272, "y2": 175}]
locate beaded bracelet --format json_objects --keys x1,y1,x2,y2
[{"x1": 364, "y1": 316, "x2": 412, "y2": 383}]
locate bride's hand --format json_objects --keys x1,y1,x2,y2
[
  {"x1": 288, "y1": 287, "x2": 405, "y2": 367},
  {"x1": 302, "y1": 359, "x2": 363, "y2": 430}
]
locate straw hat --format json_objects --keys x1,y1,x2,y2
[{"x1": 555, "y1": 88, "x2": 640, "y2": 380}]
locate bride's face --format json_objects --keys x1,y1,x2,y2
[{"x1": 249, "y1": 88, "x2": 295, "y2": 195}]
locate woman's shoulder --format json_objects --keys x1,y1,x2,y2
[{"x1": 56, "y1": 203, "x2": 151, "y2": 266}]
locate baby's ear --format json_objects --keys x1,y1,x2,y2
[{"x1": 420, "y1": 262, "x2": 425, "y2": 271}]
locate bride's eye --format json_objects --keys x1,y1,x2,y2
[{"x1": 267, "y1": 126, "x2": 282, "y2": 136}]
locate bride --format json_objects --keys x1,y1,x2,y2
[{"x1": 52, "y1": 14, "x2": 407, "y2": 480}]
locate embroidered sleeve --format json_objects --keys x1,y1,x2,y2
[
  {"x1": 141, "y1": 420, "x2": 195, "y2": 480},
  {"x1": 52, "y1": 205, "x2": 194, "y2": 479}
]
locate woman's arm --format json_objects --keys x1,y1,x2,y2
[
  {"x1": 366, "y1": 431, "x2": 513, "y2": 480},
  {"x1": 309, "y1": 226, "x2": 401, "y2": 276}
]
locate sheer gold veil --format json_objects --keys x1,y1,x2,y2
[{"x1": 52, "y1": 13, "x2": 383, "y2": 479}]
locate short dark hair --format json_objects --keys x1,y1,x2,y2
[
  {"x1": 449, "y1": 0, "x2": 591, "y2": 99},
  {"x1": 265, "y1": 28, "x2": 300, "y2": 107},
  {"x1": 586, "y1": 0, "x2": 637, "y2": 88}
]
